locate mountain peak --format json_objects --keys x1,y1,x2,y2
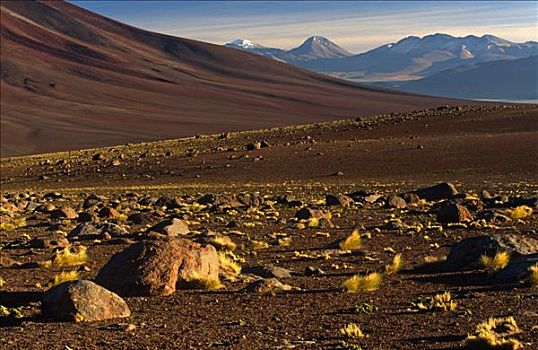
[
  {"x1": 226, "y1": 38, "x2": 264, "y2": 49},
  {"x1": 288, "y1": 36, "x2": 352, "y2": 59}
]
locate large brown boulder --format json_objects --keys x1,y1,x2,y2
[
  {"x1": 95, "y1": 238, "x2": 219, "y2": 296},
  {"x1": 42, "y1": 280, "x2": 130, "y2": 322}
]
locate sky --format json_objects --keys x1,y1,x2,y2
[{"x1": 71, "y1": 1, "x2": 538, "y2": 53}]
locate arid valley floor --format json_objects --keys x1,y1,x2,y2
[{"x1": 1, "y1": 105, "x2": 537, "y2": 349}]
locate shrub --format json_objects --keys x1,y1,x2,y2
[
  {"x1": 52, "y1": 246, "x2": 88, "y2": 266},
  {"x1": 385, "y1": 254, "x2": 403, "y2": 274},
  {"x1": 186, "y1": 272, "x2": 222, "y2": 290},
  {"x1": 339, "y1": 323, "x2": 364, "y2": 339},
  {"x1": 219, "y1": 252, "x2": 241, "y2": 279},
  {"x1": 480, "y1": 251, "x2": 510, "y2": 272},
  {"x1": 339, "y1": 229, "x2": 362, "y2": 251},
  {"x1": 411, "y1": 291, "x2": 457, "y2": 312},
  {"x1": 465, "y1": 317, "x2": 522, "y2": 350},
  {"x1": 211, "y1": 236, "x2": 236, "y2": 251},
  {"x1": 503, "y1": 206, "x2": 533, "y2": 219},
  {"x1": 342, "y1": 272, "x2": 381, "y2": 292},
  {"x1": 529, "y1": 264, "x2": 538, "y2": 287},
  {"x1": 49, "y1": 271, "x2": 79, "y2": 287}
]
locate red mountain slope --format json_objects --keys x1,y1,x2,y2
[{"x1": 1, "y1": 0, "x2": 457, "y2": 156}]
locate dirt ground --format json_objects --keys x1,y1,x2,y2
[{"x1": 1, "y1": 105, "x2": 537, "y2": 349}]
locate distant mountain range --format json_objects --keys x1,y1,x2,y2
[{"x1": 226, "y1": 34, "x2": 538, "y2": 100}]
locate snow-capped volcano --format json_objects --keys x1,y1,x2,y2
[
  {"x1": 287, "y1": 36, "x2": 353, "y2": 60},
  {"x1": 226, "y1": 39, "x2": 264, "y2": 49}
]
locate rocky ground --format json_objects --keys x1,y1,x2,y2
[{"x1": 1, "y1": 105, "x2": 537, "y2": 350}]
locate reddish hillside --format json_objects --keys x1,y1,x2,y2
[{"x1": 1, "y1": 0, "x2": 456, "y2": 156}]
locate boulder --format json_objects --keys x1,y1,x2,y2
[
  {"x1": 42, "y1": 280, "x2": 130, "y2": 322},
  {"x1": 386, "y1": 195, "x2": 407, "y2": 209},
  {"x1": 243, "y1": 264, "x2": 292, "y2": 279},
  {"x1": 437, "y1": 203, "x2": 473, "y2": 223},
  {"x1": 445, "y1": 234, "x2": 538, "y2": 270},
  {"x1": 295, "y1": 207, "x2": 328, "y2": 220},
  {"x1": 51, "y1": 207, "x2": 78, "y2": 220},
  {"x1": 68, "y1": 222, "x2": 129, "y2": 240},
  {"x1": 496, "y1": 253, "x2": 538, "y2": 283},
  {"x1": 148, "y1": 218, "x2": 189, "y2": 236},
  {"x1": 243, "y1": 278, "x2": 295, "y2": 293},
  {"x1": 95, "y1": 238, "x2": 219, "y2": 296},
  {"x1": 412, "y1": 182, "x2": 458, "y2": 201},
  {"x1": 326, "y1": 194, "x2": 353, "y2": 207},
  {"x1": 28, "y1": 234, "x2": 70, "y2": 249},
  {"x1": 98, "y1": 207, "x2": 119, "y2": 219}
]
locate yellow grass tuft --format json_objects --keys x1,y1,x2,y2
[
  {"x1": 252, "y1": 240, "x2": 269, "y2": 250},
  {"x1": 0, "y1": 217, "x2": 27, "y2": 231},
  {"x1": 186, "y1": 272, "x2": 222, "y2": 290},
  {"x1": 219, "y1": 252, "x2": 242, "y2": 278},
  {"x1": 342, "y1": 272, "x2": 381, "y2": 292},
  {"x1": 339, "y1": 323, "x2": 364, "y2": 339},
  {"x1": 52, "y1": 246, "x2": 88, "y2": 266},
  {"x1": 385, "y1": 254, "x2": 403, "y2": 274},
  {"x1": 480, "y1": 251, "x2": 510, "y2": 272},
  {"x1": 339, "y1": 229, "x2": 362, "y2": 251},
  {"x1": 465, "y1": 317, "x2": 522, "y2": 350},
  {"x1": 529, "y1": 264, "x2": 538, "y2": 287},
  {"x1": 411, "y1": 291, "x2": 457, "y2": 312},
  {"x1": 211, "y1": 236, "x2": 237, "y2": 251},
  {"x1": 503, "y1": 205, "x2": 533, "y2": 220},
  {"x1": 49, "y1": 271, "x2": 79, "y2": 287}
]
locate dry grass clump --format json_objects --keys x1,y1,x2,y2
[
  {"x1": 339, "y1": 323, "x2": 364, "y2": 339},
  {"x1": 529, "y1": 264, "x2": 538, "y2": 287},
  {"x1": 49, "y1": 271, "x2": 79, "y2": 287},
  {"x1": 0, "y1": 217, "x2": 27, "y2": 231},
  {"x1": 480, "y1": 251, "x2": 510, "y2": 273},
  {"x1": 252, "y1": 240, "x2": 269, "y2": 250},
  {"x1": 412, "y1": 292, "x2": 457, "y2": 312},
  {"x1": 503, "y1": 205, "x2": 533, "y2": 220},
  {"x1": 219, "y1": 252, "x2": 241, "y2": 279},
  {"x1": 385, "y1": 254, "x2": 403, "y2": 274},
  {"x1": 186, "y1": 272, "x2": 222, "y2": 290},
  {"x1": 339, "y1": 229, "x2": 362, "y2": 251},
  {"x1": 211, "y1": 236, "x2": 236, "y2": 251},
  {"x1": 465, "y1": 317, "x2": 522, "y2": 350},
  {"x1": 342, "y1": 272, "x2": 381, "y2": 292},
  {"x1": 52, "y1": 246, "x2": 88, "y2": 266}
]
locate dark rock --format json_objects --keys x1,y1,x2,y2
[
  {"x1": 50, "y1": 207, "x2": 78, "y2": 220},
  {"x1": 445, "y1": 234, "x2": 538, "y2": 270},
  {"x1": 437, "y1": 203, "x2": 473, "y2": 223},
  {"x1": 243, "y1": 264, "x2": 292, "y2": 279},
  {"x1": 496, "y1": 253, "x2": 538, "y2": 283},
  {"x1": 386, "y1": 195, "x2": 407, "y2": 209},
  {"x1": 413, "y1": 182, "x2": 458, "y2": 201},
  {"x1": 326, "y1": 194, "x2": 353, "y2": 207},
  {"x1": 295, "y1": 207, "x2": 328, "y2": 220},
  {"x1": 242, "y1": 278, "x2": 295, "y2": 293},
  {"x1": 148, "y1": 218, "x2": 189, "y2": 236}
]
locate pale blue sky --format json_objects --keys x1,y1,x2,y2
[{"x1": 72, "y1": 1, "x2": 538, "y2": 53}]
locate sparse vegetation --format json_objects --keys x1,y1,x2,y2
[
  {"x1": 211, "y1": 236, "x2": 236, "y2": 251},
  {"x1": 52, "y1": 246, "x2": 88, "y2": 266},
  {"x1": 465, "y1": 317, "x2": 522, "y2": 350},
  {"x1": 339, "y1": 323, "x2": 364, "y2": 339},
  {"x1": 503, "y1": 205, "x2": 533, "y2": 219},
  {"x1": 49, "y1": 271, "x2": 79, "y2": 287},
  {"x1": 0, "y1": 217, "x2": 27, "y2": 231},
  {"x1": 339, "y1": 229, "x2": 362, "y2": 251},
  {"x1": 385, "y1": 253, "x2": 403, "y2": 274},
  {"x1": 480, "y1": 251, "x2": 510, "y2": 272},
  {"x1": 411, "y1": 291, "x2": 457, "y2": 312},
  {"x1": 185, "y1": 272, "x2": 222, "y2": 290},
  {"x1": 342, "y1": 272, "x2": 381, "y2": 292}
]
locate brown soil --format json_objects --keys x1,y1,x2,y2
[{"x1": 1, "y1": 105, "x2": 537, "y2": 350}]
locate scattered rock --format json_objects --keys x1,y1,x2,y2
[
  {"x1": 412, "y1": 182, "x2": 458, "y2": 201},
  {"x1": 295, "y1": 207, "x2": 328, "y2": 220},
  {"x1": 496, "y1": 253, "x2": 538, "y2": 283},
  {"x1": 445, "y1": 234, "x2": 538, "y2": 270},
  {"x1": 148, "y1": 218, "x2": 190, "y2": 236},
  {"x1": 437, "y1": 203, "x2": 473, "y2": 223},
  {"x1": 98, "y1": 207, "x2": 119, "y2": 219},
  {"x1": 243, "y1": 278, "x2": 295, "y2": 293},
  {"x1": 51, "y1": 207, "x2": 78, "y2": 220},
  {"x1": 386, "y1": 195, "x2": 407, "y2": 209},
  {"x1": 326, "y1": 194, "x2": 353, "y2": 207},
  {"x1": 95, "y1": 238, "x2": 220, "y2": 296},
  {"x1": 42, "y1": 280, "x2": 130, "y2": 322},
  {"x1": 243, "y1": 264, "x2": 292, "y2": 279},
  {"x1": 28, "y1": 234, "x2": 70, "y2": 249},
  {"x1": 304, "y1": 266, "x2": 325, "y2": 276}
]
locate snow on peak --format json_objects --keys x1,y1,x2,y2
[{"x1": 228, "y1": 39, "x2": 263, "y2": 49}]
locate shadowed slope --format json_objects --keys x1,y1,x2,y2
[{"x1": 1, "y1": 0, "x2": 457, "y2": 156}]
